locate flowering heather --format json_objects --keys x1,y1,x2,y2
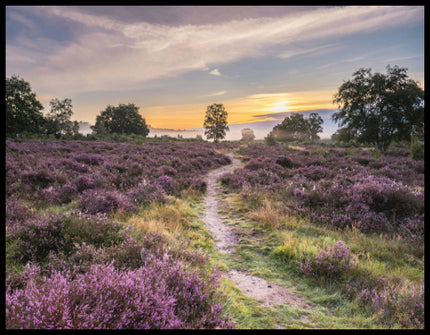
[
  {"x1": 5, "y1": 140, "x2": 237, "y2": 329},
  {"x1": 7, "y1": 211, "x2": 126, "y2": 265},
  {"x1": 6, "y1": 259, "x2": 235, "y2": 329},
  {"x1": 298, "y1": 241, "x2": 357, "y2": 282},
  {"x1": 127, "y1": 181, "x2": 166, "y2": 206},
  {"x1": 343, "y1": 277, "x2": 424, "y2": 328},
  {"x1": 157, "y1": 175, "x2": 178, "y2": 195},
  {"x1": 78, "y1": 189, "x2": 137, "y2": 215},
  {"x1": 6, "y1": 140, "x2": 233, "y2": 208},
  {"x1": 6, "y1": 195, "x2": 37, "y2": 227},
  {"x1": 223, "y1": 144, "x2": 424, "y2": 238}
]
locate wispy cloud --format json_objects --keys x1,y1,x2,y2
[
  {"x1": 201, "y1": 90, "x2": 227, "y2": 97},
  {"x1": 252, "y1": 109, "x2": 336, "y2": 121},
  {"x1": 278, "y1": 43, "x2": 342, "y2": 59},
  {"x1": 8, "y1": 11, "x2": 38, "y2": 30},
  {"x1": 7, "y1": 6, "x2": 423, "y2": 96},
  {"x1": 384, "y1": 55, "x2": 419, "y2": 63}
]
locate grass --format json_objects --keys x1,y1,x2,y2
[
  {"x1": 207, "y1": 176, "x2": 423, "y2": 329},
  {"x1": 16, "y1": 178, "x2": 422, "y2": 329},
  {"x1": 9, "y1": 149, "x2": 422, "y2": 329}
]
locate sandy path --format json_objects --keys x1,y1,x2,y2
[
  {"x1": 201, "y1": 152, "x2": 313, "y2": 311},
  {"x1": 200, "y1": 152, "x2": 241, "y2": 253}
]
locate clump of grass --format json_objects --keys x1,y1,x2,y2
[
  {"x1": 128, "y1": 198, "x2": 194, "y2": 236},
  {"x1": 248, "y1": 199, "x2": 282, "y2": 230},
  {"x1": 272, "y1": 232, "x2": 319, "y2": 261}
]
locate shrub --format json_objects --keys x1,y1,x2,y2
[
  {"x1": 276, "y1": 156, "x2": 293, "y2": 168},
  {"x1": 73, "y1": 175, "x2": 97, "y2": 193},
  {"x1": 188, "y1": 177, "x2": 207, "y2": 193},
  {"x1": 73, "y1": 153, "x2": 104, "y2": 165},
  {"x1": 7, "y1": 212, "x2": 127, "y2": 265},
  {"x1": 157, "y1": 175, "x2": 178, "y2": 195},
  {"x1": 264, "y1": 134, "x2": 277, "y2": 145},
  {"x1": 298, "y1": 241, "x2": 357, "y2": 282},
  {"x1": 354, "y1": 281, "x2": 424, "y2": 328},
  {"x1": 78, "y1": 189, "x2": 137, "y2": 215},
  {"x1": 21, "y1": 168, "x2": 54, "y2": 188},
  {"x1": 127, "y1": 181, "x2": 166, "y2": 206},
  {"x1": 155, "y1": 165, "x2": 177, "y2": 177},
  {"x1": 6, "y1": 195, "x2": 36, "y2": 227},
  {"x1": 7, "y1": 214, "x2": 66, "y2": 264},
  {"x1": 6, "y1": 261, "x2": 235, "y2": 329},
  {"x1": 410, "y1": 136, "x2": 424, "y2": 160}
]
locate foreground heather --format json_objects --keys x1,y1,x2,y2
[{"x1": 6, "y1": 140, "x2": 237, "y2": 329}]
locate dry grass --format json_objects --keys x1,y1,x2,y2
[
  {"x1": 128, "y1": 198, "x2": 191, "y2": 236},
  {"x1": 248, "y1": 199, "x2": 284, "y2": 230}
]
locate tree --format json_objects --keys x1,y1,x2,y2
[
  {"x1": 331, "y1": 127, "x2": 353, "y2": 143},
  {"x1": 92, "y1": 103, "x2": 150, "y2": 137},
  {"x1": 269, "y1": 113, "x2": 323, "y2": 142},
  {"x1": 203, "y1": 103, "x2": 229, "y2": 142},
  {"x1": 6, "y1": 75, "x2": 45, "y2": 137},
  {"x1": 241, "y1": 128, "x2": 255, "y2": 142},
  {"x1": 308, "y1": 112, "x2": 324, "y2": 141},
  {"x1": 332, "y1": 65, "x2": 424, "y2": 152},
  {"x1": 45, "y1": 98, "x2": 79, "y2": 138}
]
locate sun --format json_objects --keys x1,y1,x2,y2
[{"x1": 270, "y1": 100, "x2": 290, "y2": 113}]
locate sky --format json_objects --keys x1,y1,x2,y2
[{"x1": 6, "y1": 6, "x2": 425, "y2": 139}]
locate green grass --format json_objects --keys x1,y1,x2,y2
[
  {"x1": 12, "y1": 159, "x2": 421, "y2": 329},
  {"x1": 207, "y1": 183, "x2": 424, "y2": 329}
]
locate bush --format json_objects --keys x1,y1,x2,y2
[
  {"x1": 73, "y1": 175, "x2": 97, "y2": 193},
  {"x1": 6, "y1": 195, "x2": 37, "y2": 227},
  {"x1": 78, "y1": 189, "x2": 137, "y2": 215},
  {"x1": 410, "y1": 136, "x2": 424, "y2": 160},
  {"x1": 7, "y1": 214, "x2": 67, "y2": 264},
  {"x1": 276, "y1": 156, "x2": 293, "y2": 168},
  {"x1": 264, "y1": 134, "x2": 277, "y2": 145},
  {"x1": 350, "y1": 279, "x2": 424, "y2": 328},
  {"x1": 157, "y1": 175, "x2": 178, "y2": 195},
  {"x1": 7, "y1": 212, "x2": 127, "y2": 265},
  {"x1": 127, "y1": 182, "x2": 166, "y2": 206},
  {"x1": 298, "y1": 241, "x2": 357, "y2": 282},
  {"x1": 6, "y1": 261, "x2": 235, "y2": 329}
]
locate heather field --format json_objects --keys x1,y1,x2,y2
[{"x1": 5, "y1": 139, "x2": 424, "y2": 329}]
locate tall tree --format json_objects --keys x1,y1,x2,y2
[
  {"x1": 92, "y1": 103, "x2": 150, "y2": 136},
  {"x1": 308, "y1": 112, "x2": 324, "y2": 141},
  {"x1": 332, "y1": 65, "x2": 424, "y2": 152},
  {"x1": 6, "y1": 75, "x2": 44, "y2": 137},
  {"x1": 203, "y1": 103, "x2": 229, "y2": 143},
  {"x1": 45, "y1": 98, "x2": 79, "y2": 138}
]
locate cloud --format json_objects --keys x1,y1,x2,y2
[
  {"x1": 278, "y1": 43, "x2": 342, "y2": 60},
  {"x1": 201, "y1": 90, "x2": 227, "y2": 97},
  {"x1": 208, "y1": 68, "x2": 222, "y2": 76},
  {"x1": 7, "y1": 6, "x2": 423, "y2": 96},
  {"x1": 8, "y1": 11, "x2": 38, "y2": 30},
  {"x1": 251, "y1": 109, "x2": 337, "y2": 121}
]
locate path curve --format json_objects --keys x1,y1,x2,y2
[{"x1": 201, "y1": 152, "x2": 313, "y2": 312}]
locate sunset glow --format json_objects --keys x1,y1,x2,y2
[{"x1": 6, "y1": 6, "x2": 424, "y2": 138}]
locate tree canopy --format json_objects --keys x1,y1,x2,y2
[
  {"x1": 203, "y1": 103, "x2": 229, "y2": 143},
  {"x1": 332, "y1": 65, "x2": 424, "y2": 152},
  {"x1": 6, "y1": 75, "x2": 45, "y2": 137},
  {"x1": 45, "y1": 98, "x2": 79, "y2": 138},
  {"x1": 241, "y1": 128, "x2": 255, "y2": 142},
  {"x1": 92, "y1": 104, "x2": 150, "y2": 137},
  {"x1": 269, "y1": 112, "x2": 323, "y2": 142}
]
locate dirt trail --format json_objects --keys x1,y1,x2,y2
[
  {"x1": 200, "y1": 152, "x2": 241, "y2": 253},
  {"x1": 201, "y1": 152, "x2": 313, "y2": 311}
]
